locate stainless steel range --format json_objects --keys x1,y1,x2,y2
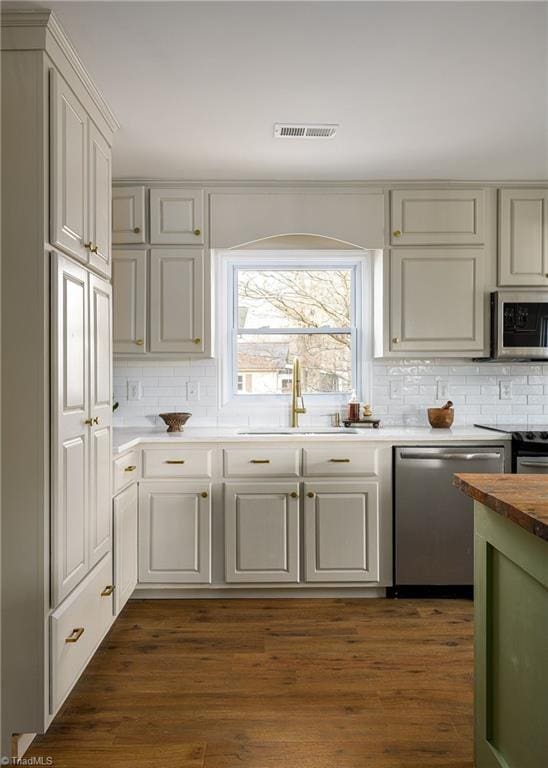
[{"x1": 475, "y1": 423, "x2": 548, "y2": 474}]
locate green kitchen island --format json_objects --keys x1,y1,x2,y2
[{"x1": 454, "y1": 473, "x2": 548, "y2": 768}]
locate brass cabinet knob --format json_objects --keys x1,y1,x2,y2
[
  {"x1": 65, "y1": 627, "x2": 84, "y2": 644},
  {"x1": 135, "y1": 339, "x2": 144, "y2": 346},
  {"x1": 133, "y1": 226, "x2": 141, "y2": 234},
  {"x1": 393, "y1": 230, "x2": 402, "y2": 237},
  {"x1": 193, "y1": 228, "x2": 201, "y2": 236},
  {"x1": 84, "y1": 241, "x2": 92, "y2": 250},
  {"x1": 193, "y1": 337, "x2": 201, "y2": 345},
  {"x1": 290, "y1": 491, "x2": 298, "y2": 498},
  {"x1": 307, "y1": 491, "x2": 315, "y2": 498},
  {"x1": 124, "y1": 465, "x2": 137, "y2": 472},
  {"x1": 392, "y1": 337, "x2": 400, "y2": 344},
  {"x1": 101, "y1": 585, "x2": 115, "y2": 597},
  {"x1": 93, "y1": 417, "x2": 100, "y2": 425},
  {"x1": 84, "y1": 418, "x2": 93, "y2": 426},
  {"x1": 201, "y1": 491, "x2": 208, "y2": 498},
  {"x1": 90, "y1": 245, "x2": 99, "y2": 254}
]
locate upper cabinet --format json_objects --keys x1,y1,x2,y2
[
  {"x1": 112, "y1": 186, "x2": 146, "y2": 244},
  {"x1": 389, "y1": 248, "x2": 486, "y2": 353},
  {"x1": 112, "y1": 250, "x2": 147, "y2": 354},
  {"x1": 150, "y1": 188, "x2": 204, "y2": 244},
  {"x1": 50, "y1": 71, "x2": 112, "y2": 279},
  {"x1": 209, "y1": 191, "x2": 385, "y2": 248},
  {"x1": 498, "y1": 188, "x2": 548, "y2": 286},
  {"x1": 390, "y1": 189, "x2": 485, "y2": 246}
]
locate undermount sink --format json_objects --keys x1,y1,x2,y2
[{"x1": 237, "y1": 427, "x2": 360, "y2": 435}]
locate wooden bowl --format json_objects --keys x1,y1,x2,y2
[
  {"x1": 427, "y1": 407, "x2": 454, "y2": 429},
  {"x1": 159, "y1": 412, "x2": 192, "y2": 432}
]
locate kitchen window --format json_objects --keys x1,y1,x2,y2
[{"x1": 219, "y1": 252, "x2": 370, "y2": 402}]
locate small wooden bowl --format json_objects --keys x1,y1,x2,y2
[
  {"x1": 427, "y1": 407, "x2": 454, "y2": 429},
  {"x1": 159, "y1": 412, "x2": 192, "y2": 432}
]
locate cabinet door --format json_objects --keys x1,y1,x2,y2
[
  {"x1": 499, "y1": 189, "x2": 548, "y2": 286},
  {"x1": 150, "y1": 249, "x2": 204, "y2": 353},
  {"x1": 113, "y1": 484, "x2": 138, "y2": 614},
  {"x1": 112, "y1": 250, "x2": 147, "y2": 354},
  {"x1": 51, "y1": 255, "x2": 89, "y2": 606},
  {"x1": 304, "y1": 481, "x2": 379, "y2": 582},
  {"x1": 391, "y1": 189, "x2": 485, "y2": 245},
  {"x1": 112, "y1": 186, "x2": 146, "y2": 244},
  {"x1": 138, "y1": 481, "x2": 211, "y2": 583},
  {"x1": 50, "y1": 71, "x2": 88, "y2": 264},
  {"x1": 224, "y1": 482, "x2": 300, "y2": 583},
  {"x1": 88, "y1": 121, "x2": 112, "y2": 278},
  {"x1": 150, "y1": 188, "x2": 204, "y2": 244},
  {"x1": 89, "y1": 274, "x2": 112, "y2": 567},
  {"x1": 390, "y1": 248, "x2": 485, "y2": 353}
]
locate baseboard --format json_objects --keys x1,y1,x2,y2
[
  {"x1": 132, "y1": 587, "x2": 387, "y2": 599},
  {"x1": 11, "y1": 733, "x2": 36, "y2": 760}
]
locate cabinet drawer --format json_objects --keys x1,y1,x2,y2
[
  {"x1": 113, "y1": 449, "x2": 140, "y2": 494},
  {"x1": 223, "y1": 448, "x2": 300, "y2": 477},
  {"x1": 142, "y1": 448, "x2": 212, "y2": 478},
  {"x1": 303, "y1": 446, "x2": 378, "y2": 476},
  {"x1": 50, "y1": 553, "x2": 114, "y2": 714}
]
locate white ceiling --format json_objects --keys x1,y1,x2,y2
[{"x1": 27, "y1": 1, "x2": 548, "y2": 180}]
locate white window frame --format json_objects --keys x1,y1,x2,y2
[{"x1": 216, "y1": 250, "x2": 373, "y2": 408}]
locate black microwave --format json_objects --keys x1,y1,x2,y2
[{"x1": 491, "y1": 291, "x2": 548, "y2": 359}]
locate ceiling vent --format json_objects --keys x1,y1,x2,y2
[{"x1": 273, "y1": 123, "x2": 338, "y2": 139}]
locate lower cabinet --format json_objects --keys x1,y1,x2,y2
[
  {"x1": 224, "y1": 482, "x2": 300, "y2": 583},
  {"x1": 113, "y1": 484, "x2": 138, "y2": 614},
  {"x1": 304, "y1": 481, "x2": 380, "y2": 582},
  {"x1": 138, "y1": 481, "x2": 211, "y2": 583}
]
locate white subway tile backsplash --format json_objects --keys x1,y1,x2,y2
[{"x1": 113, "y1": 358, "x2": 548, "y2": 428}]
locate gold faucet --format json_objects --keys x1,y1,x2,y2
[{"x1": 291, "y1": 357, "x2": 306, "y2": 428}]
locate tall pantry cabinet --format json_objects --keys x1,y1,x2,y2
[{"x1": 1, "y1": 11, "x2": 118, "y2": 754}]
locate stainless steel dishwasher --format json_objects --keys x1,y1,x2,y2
[{"x1": 393, "y1": 445, "x2": 507, "y2": 593}]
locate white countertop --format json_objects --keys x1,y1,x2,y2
[{"x1": 113, "y1": 425, "x2": 509, "y2": 455}]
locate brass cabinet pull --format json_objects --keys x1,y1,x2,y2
[
  {"x1": 84, "y1": 418, "x2": 93, "y2": 426},
  {"x1": 135, "y1": 339, "x2": 144, "y2": 346},
  {"x1": 393, "y1": 230, "x2": 402, "y2": 237},
  {"x1": 201, "y1": 491, "x2": 208, "y2": 498},
  {"x1": 165, "y1": 460, "x2": 185, "y2": 464},
  {"x1": 65, "y1": 627, "x2": 85, "y2": 644},
  {"x1": 392, "y1": 337, "x2": 400, "y2": 344},
  {"x1": 250, "y1": 459, "x2": 271, "y2": 464},
  {"x1": 193, "y1": 337, "x2": 201, "y2": 345},
  {"x1": 101, "y1": 585, "x2": 115, "y2": 597},
  {"x1": 133, "y1": 226, "x2": 141, "y2": 234},
  {"x1": 329, "y1": 458, "x2": 351, "y2": 463},
  {"x1": 290, "y1": 491, "x2": 298, "y2": 499},
  {"x1": 84, "y1": 241, "x2": 92, "y2": 249},
  {"x1": 124, "y1": 465, "x2": 137, "y2": 472},
  {"x1": 307, "y1": 491, "x2": 315, "y2": 498},
  {"x1": 193, "y1": 228, "x2": 201, "y2": 236}
]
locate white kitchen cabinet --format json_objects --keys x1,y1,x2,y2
[
  {"x1": 138, "y1": 481, "x2": 211, "y2": 583},
  {"x1": 150, "y1": 187, "x2": 204, "y2": 245},
  {"x1": 88, "y1": 122, "x2": 112, "y2": 278},
  {"x1": 112, "y1": 250, "x2": 147, "y2": 354},
  {"x1": 52, "y1": 255, "x2": 112, "y2": 606},
  {"x1": 390, "y1": 189, "x2": 485, "y2": 245},
  {"x1": 88, "y1": 274, "x2": 112, "y2": 568},
  {"x1": 50, "y1": 70, "x2": 88, "y2": 263},
  {"x1": 150, "y1": 248, "x2": 205, "y2": 353},
  {"x1": 113, "y1": 484, "x2": 138, "y2": 615},
  {"x1": 210, "y1": 191, "x2": 384, "y2": 248},
  {"x1": 498, "y1": 188, "x2": 548, "y2": 286},
  {"x1": 304, "y1": 481, "x2": 379, "y2": 583},
  {"x1": 112, "y1": 186, "x2": 146, "y2": 244},
  {"x1": 389, "y1": 248, "x2": 485, "y2": 353},
  {"x1": 224, "y1": 482, "x2": 300, "y2": 583},
  {"x1": 50, "y1": 69, "x2": 112, "y2": 278}
]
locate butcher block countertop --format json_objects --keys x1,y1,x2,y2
[{"x1": 454, "y1": 474, "x2": 548, "y2": 542}]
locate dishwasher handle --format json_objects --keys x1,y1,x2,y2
[{"x1": 400, "y1": 451, "x2": 503, "y2": 461}]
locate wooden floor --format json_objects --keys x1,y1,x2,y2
[{"x1": 27, "y1": 598, "x2": 474, "y2": 767}]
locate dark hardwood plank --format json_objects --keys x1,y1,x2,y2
[{"x1": 25, "y1": 598, "x2": 473, "y2": 767}]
